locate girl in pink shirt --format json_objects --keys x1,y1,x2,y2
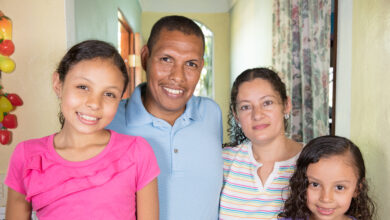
[{"x1": 5, "y1": 40, "x2": 160, "y2": 220}]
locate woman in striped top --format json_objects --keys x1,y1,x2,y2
[{"x1": 219, "y1": 68, "x2": 302, "y2": 219}]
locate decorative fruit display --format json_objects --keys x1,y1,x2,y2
[
  {"x1": 0, "y1": 39, "x2": 15, "y2": 56},
  {"x1": 0, "y1": 85, "x2": 23, "y2": 145},
  {"x1": 0, "y1": 55, "x2": 15, "y2": 73},
  {"x1": 0, "y1": 13, "x2": 12, "y2": 40},
  {"x1": 0, "y1": 95, "x2": 13, "y2": 112},
  {"x1": 2, "y1": 113, "x2": 17, "y2": 129},
  {"x1": 6, "y1": 93, "x2": 23, "y2": 106},
  {"x1": 0, "y1": 11, "x2": 15, "y2": 73},
  {"x1": 0, "y1": 11, "x2": 21, "y2": 145},
  {"x1": 0, "y1": 129, "x2": 11, "y2": 145}
]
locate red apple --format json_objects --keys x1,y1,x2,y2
[
  {"x1": 0, "y1": 129, "x2": 11, "y2": 145},
  {"x1": 0, "y1": 39, "x2": 15, "y2": 56},
  {"x1": 2, "y1": 113, "x2": 17, "y2": 129},
  {"x1": 6, "y1": 93, "x2": 23, "y2": 106}
]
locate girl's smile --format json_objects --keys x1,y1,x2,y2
[
  {"x1": 53, "y1": 58, "x2": 125, "y2": 136},
  {"x1": 77, "y1": 112, "x2": 99, "y2": 124},
  {"x1": 316, "y1": 206, "x2": 335, "y2": 215}
]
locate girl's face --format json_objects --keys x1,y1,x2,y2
[
  {"x1": 306, "y1": 153, "x2": 359, "y2": 220},
  {"x1": 235, "y1": 78, "x2": 290, "y2": 145},
  {"x1": 53, "y1": 58, "x2": 125, "y2": 135}
]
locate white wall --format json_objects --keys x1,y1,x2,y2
[
  {"x1": 350, "y1": 0, "x2": 390, "y2": 218},
  {"x1": 230, "y1": 0, "x2": 273, "y2": 83},
  {"x1": 335, "y1": 0, "x2": 352, "y2": 138}
]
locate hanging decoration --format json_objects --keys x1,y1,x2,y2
[
  {"x1": 0, "y1": 86, "x2": 23, "y2": 145},
  {"x1": 0, "y1": 10, "x2": 23, "y2": 145},
  {"x1": 0, "y1": 11, "x2": 15, "y2": 73}
]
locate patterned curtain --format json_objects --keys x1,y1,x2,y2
[{"x1": 272, "y1": 0, "x2": 331, "y2": 143}]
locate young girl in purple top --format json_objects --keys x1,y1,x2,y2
[
  {"x1": 5, "y1": 40, "x2": 159, "y2": 220},
  {"x1": 278, "y1": 136, "x2": 375, "y2": 220}
]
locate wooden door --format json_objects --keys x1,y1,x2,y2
[{"x1": 118, "y1": 10, "x2": 134, "y2": 98}]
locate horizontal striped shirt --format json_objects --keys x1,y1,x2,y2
[{"x1": 219, "y1": 142, "x2": 300, "y2": 219}]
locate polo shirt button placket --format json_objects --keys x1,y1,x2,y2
[{"x1": 172, "y1": 146, "x2": 182, "y2": 173}]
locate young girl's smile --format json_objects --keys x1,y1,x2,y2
[
  {"x1": 53, "y1": 58, "x2": 125, "y2": 135},
  {"x1": 306, "y1": 153, "x2": 359, "y2": 220}
]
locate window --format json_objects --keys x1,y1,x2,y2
[{"x1": 194, "y1": 21, "x2": 214, "y2": 99}]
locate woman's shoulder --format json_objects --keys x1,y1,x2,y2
[
  {"x1": 222, "y1": 142, "x2": 251, "y2": 159},
  {"x1": 288, "y1": 138, "x2": 304, "y2": 151},
  {"x1": 223, "y1": 142, "x2": 249, "y2": 152},
  {"x1": 285, "y1": 138, "x2": 304, "y2": 160}
]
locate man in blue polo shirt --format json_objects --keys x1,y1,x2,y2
[{"x1": 107, "y1": 15, "x2": 223, "y2": 220}]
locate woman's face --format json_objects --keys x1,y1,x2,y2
[{"x1": 235, "y1": 78, "x2": 289, "y2": 145}]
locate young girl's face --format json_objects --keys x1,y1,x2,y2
[
  {"x1": 306, "y1": 153, "x2": 359, "y2": 220},
  {"x1": 235, "y1": 78, "x2": 290, "y2": 145},
  {"x1": 53, "y1": 58, "x2": 125, "y2": 135}
]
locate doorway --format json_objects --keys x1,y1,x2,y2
[{"x1": 118, "y1": 9, "x2": 142, "y2": 98}]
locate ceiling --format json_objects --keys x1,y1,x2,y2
[{"x1": 138, "y1": 0, "x2": 237, "y2": 13}]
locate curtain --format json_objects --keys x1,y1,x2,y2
[{"x1": 272, "y1": 0, "x2": 331, "y2": 143}]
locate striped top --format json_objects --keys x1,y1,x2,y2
[{"x1": 219, "y1": 142, "x2": 300, "y2": 219}]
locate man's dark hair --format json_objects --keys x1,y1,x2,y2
[{"x1": 147, "y1": 15, "x2": 205, "y2": 53}]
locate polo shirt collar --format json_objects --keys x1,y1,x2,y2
[
  {"x1": 126, "y1": 83, "x2": 153, "y2": 126},
  {"x1": 181, "y1": 94, "x2": 201, "y2": 122},
  {"x1": 126, "y1": 83, "x2": 202, "y2": 126}
]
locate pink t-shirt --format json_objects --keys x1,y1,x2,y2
[{"x1": 5, "y1": 130, "x2": 160, "y2": 220}]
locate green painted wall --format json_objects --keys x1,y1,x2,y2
[
  {"x1": 74, "y1": 0, "x2": 142, "y2": 47},
  {"x1": 142, "y1": 12, "x2": 231, "y2": 142},
  {"x1": 351, "y1": 0, "x2": 390, "y2": 218}
]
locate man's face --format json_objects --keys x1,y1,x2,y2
[{"x1": 141, "y1": 29, "x2": 204, "y2": 121}]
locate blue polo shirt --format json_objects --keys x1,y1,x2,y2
[{"x1": 107, "y1": 83, "x2": 223, "y2": 220}]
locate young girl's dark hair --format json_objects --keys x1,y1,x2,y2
[
  {"x1": 279, "y1": 135, "x2": 375, "y2": 220},
  {"x1": 224, "y1": 67, "x2": 288, "y2": 147},
  {"x1": 56, "y1": 40, "x2": 129, "y2": 127}
]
